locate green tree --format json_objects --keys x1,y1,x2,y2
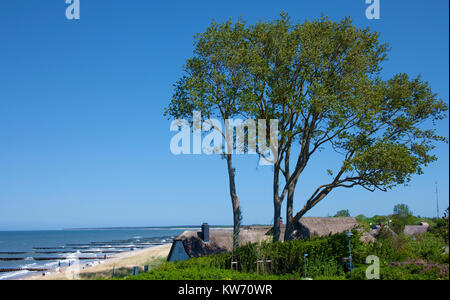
[
  {"x1": 355, "y1": 214, "x2": 367, "y2": 222},
  {"x1": 430, "y1": 207, "x2": 449, "y2": 244},
  {"x1": 167, "y1": 14, "x2": 448, "y2": 244},
  {"x1": 165, "y1": 19, "x2": 249, "y2": 249},
  {"x1": 240, "y1": 14, "x2": 448, "y2": 241},
  {"x1": 391, "y1": 204, "x2": 414, "y2": 234},
  {"x1": 334, "y1": 210, "x2": 351, "y2": 217},
  {"x1": 393, "y1": 204, "x2": 412, "y2": 218}
]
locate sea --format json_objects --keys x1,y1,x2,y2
[{"x1": 0, "y1": 227, "x2": 190, "y2": 280}]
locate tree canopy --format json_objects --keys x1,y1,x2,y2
[
  {"x1": 166, "y1": 13, "x2": 448, "y2": 243},
  {"x1": 335, "y1": 210, "x2": 351, "y2": 218},
  {"x1": 393, "y1": 204, "x2": 413, "y2": 218}
]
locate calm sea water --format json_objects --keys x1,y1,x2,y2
[{"x1": 0, "y1": 228, "x2": 187, "y2": 280}]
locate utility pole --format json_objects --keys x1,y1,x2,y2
[{"x1": 435, "y1": 181, "x2": 439, "y2": 218}]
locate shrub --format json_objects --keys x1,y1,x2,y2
[
  {"x1": 117, "y1": 228, "x2": 448, "y2": 281},
  {"x1": 306, "y1": 255, "x2": 346, "y2": 279},
  {"x1": 352, "y1": 263, "x2": 449, "y2": 281},
  {"x1": 408, "y1": 233, "x2": 447, "y2": 263},
  {"x1": 430, "y1": 218, "x2": 449, "y2": 244}
]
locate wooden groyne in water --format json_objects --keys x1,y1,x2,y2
[
  {"x1": 34, "y1": 250, "x2": 124, "y2": 254},
  {"x1": 33, "y1": 247, "x2": 65, "y2": 250},
  {"x1": 0, "y1": 268, "x2": 48, "y2": 273},
  {"x1": 33, "y1": 256, "x2": 109, "y2": 261},
  {"x1": 1, "y1": 256, "x2": 109, "y2": 261}
]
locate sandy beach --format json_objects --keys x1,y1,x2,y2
[{"x1": 21, "y1": 244, "x2": 172, "y2": 280}]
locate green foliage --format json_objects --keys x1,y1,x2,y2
[
  {"x1": 390, "y1": 216, "x2": 406, "y2": 234},
  {"x1": 124, "y1": 232, "x2": 364, "y2": 280},
  {"x1": 370, "y1": 236, "x2": 410, "y2": 263},
  {"x1": 313, "y1": 275, "x2": 347, "y2": 280},
  {"x1": 334, "y1": 210, "x2": 351, "y2": 217},
  {"x1": 352, "y1": 264, "x2": 449, "y2": 281},
  {"x1": 430, "y1": 208, "x2": 449, "y2": 244},
  {"x1": 165, "y1": 12, "x2": 447, "y2": 247},
  {"x1": 356, "y1": 204, "x2": 441, "y2": 236},
  {"x1": 306, "y1": 255, "x2": 346, "y2": 278},
  {"x1": 116, "y1": 226, "x2": 449, "y2": 281},
  {"x1": 390, "y1": 203, "x2": 420, "y2": 234},
  {"x1": 408, "y1": 233, "x2": 448, "y2": 263},
  {"x1": 393, "y1": 204, "x2": 412, "y2": 217},
  {"x1": 165, "y1": 18, "x2": 250, "y2": 121},
  {"x1": 359, "y1": 231, "x2": 448, "y2": 267},
  {"x1": 168, "y1": 10, "x2": 448, "y2": 272},
  {"x1": 391, "y1": 204, "x2": 413, "y2": 234},
  {"x1": 368, "y1": 215, "x2": 389, "y2": 225},
  {"x1": 215, "y1": 231, "x2": 364, "y2": 276},
  {"x1": 122, "y1": 258, "x2": 302, "y2": 280},
  {"x1": 126, "y1": 265, "x2": 275, "y2": 280},
  {"x1": 355, "y1": 214, "x2": 367, "y2": 222}
]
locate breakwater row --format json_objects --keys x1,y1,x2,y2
[
  {"x1": 0, "y1": 268, "x2": 48, "y2": 273},
  {"x1": 0, "y1": 256, "x2": 109, "y2": 261},
  {"x1": 0, "y1": 228, "x2": 182, "y2": 279}
]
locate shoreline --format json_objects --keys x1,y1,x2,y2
[{"x1": 16, "y1": 243, "x2": 172, "y2": 280}]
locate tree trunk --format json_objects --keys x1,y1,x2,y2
[
  {"x1": 226, "y1": 154, "x2": 241, "y2": 249},
  {"x1": 284, "y1": 178, "x2": 297, "y2": 241},
  {"x1": 284, "y1": 187, "x2": 332, "y2": 241},
  {"x1": 272, "y1": 162, "x2": 282, "y2": 242},
  {"x1": 284, "y1": 209, "x2": 304, "y2": 241},
  {"x1": 273, "y1": 197, "x2": 282, "y2": 242}
]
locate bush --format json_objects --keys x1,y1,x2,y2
[
  {"x1": 430, "y1": 218, "x2": 449, "y2": 244},
  {"x1": 306, "y1": 255, "x2": 346, "y2": 279},
  {"x1": 117, "y1": 227, "x2": 448, "y2": 281},
  {"x1": 126, "y1": 266, "x2": 272, "y2": 280},
  {"x1": 206, "y1": 231, "x2": 361, "y2": 276},
  {"x1": 352, "y1": 263, "x2": 449, "y2": 280},
  {"x1": 127, "y1": 231, "x2": 365, "y2": 280},
  {"x1": 408, "y1": 233, "x2": 447, "y2": 263},
  {"x1": 123, "y1": 262, "x2": 302, "y2": 280}
]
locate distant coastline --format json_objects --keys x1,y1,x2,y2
[{"x1": 62, "y1": 225, "x2": 234, "y2": 231}]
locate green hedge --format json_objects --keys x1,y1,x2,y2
[
  {"x1": 125, "y1": 264, "x2": 299, "y2": 280},
  {"x1": 191, "y1": 230, "x2": 363, "y2": 277},
  {"x1": 120, "y1": 229, "x2": 448, "y2": 280}
]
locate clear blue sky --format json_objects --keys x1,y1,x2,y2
[{"x1": 0, "y1": 0, "x2": 448, "y2": 230}]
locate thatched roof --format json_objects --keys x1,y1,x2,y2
[
  {"x1": 377, "y1": 225, "x2": 399, "y2": 240},
  {"x1": 172, "y1": 227, "x2": 272, "y2": 258},
  {"x1": 290, "y1": 217, "x2": 359, "y2": 240},
  {"x1": 171, "y1": 219, "x2": 360, "y2": 259},
  {"x1": 404, "y1": 223, "x2": 429, "y2": 236},
  {"x1": 360, "y1": 231, "x2": 376, "y2": 243}
]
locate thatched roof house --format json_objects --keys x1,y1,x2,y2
[
  {"x1": 167, "y1": 225, "x2": 271, "y2": 262},
  {"x1": 168, "y1": 218, "x2": 360, "y2": 262},
  {"x1": 289, "y1": 217, "x2": 359, "y2": 240},
  {"x1": 404, "y1": 222, "x2": 430, "y2": 236}
]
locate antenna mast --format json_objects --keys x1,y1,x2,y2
[{"x1": 435, "y1": 181, "x2": 439, "y2": 218}]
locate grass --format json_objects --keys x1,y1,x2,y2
[{"x1": 79, "y1": 257, "x2": 167, "y2": 280}]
